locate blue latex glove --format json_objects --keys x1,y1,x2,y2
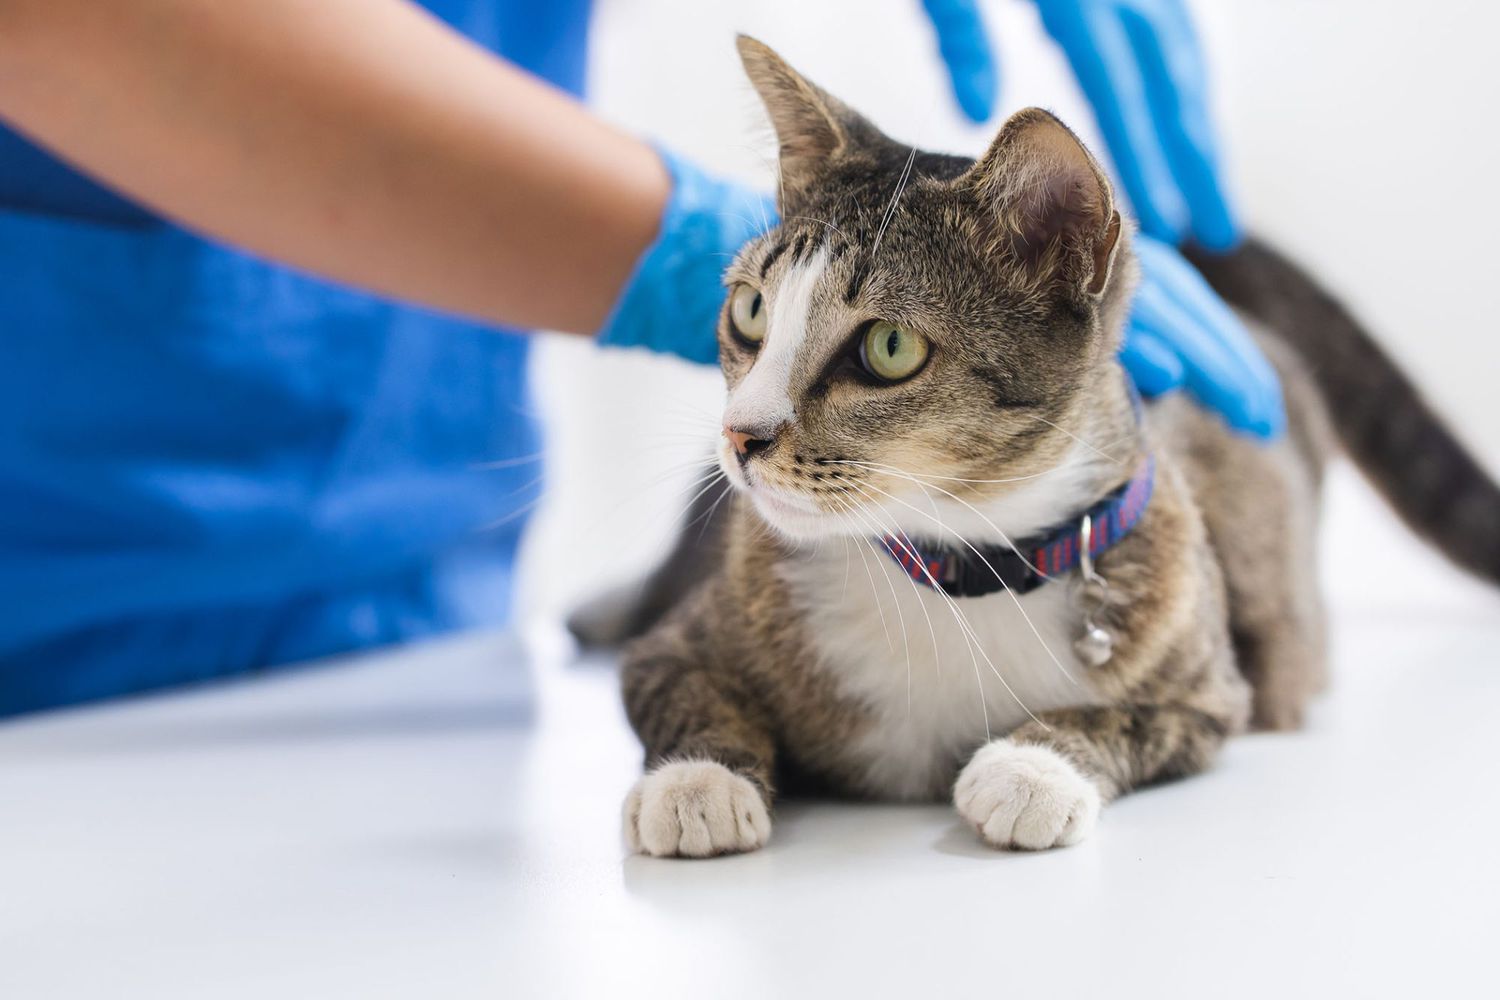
[
  {"x1": 921, "y1": 1, "x2": 1276, "y2": 436},
  {"x1": 1036, "y1": 0, "x2": 1238, "y2": 249},
  {"x1": 599, "y1": 147, "x2": 777, "y2": 365},
  {"x1": 601, "y1": 156, "x2": 1280, "y2": 436},
  {"x1": 1122, "y1": 234, "x2": 1284, "y2": 437},
  {"x1": 921, "y1": 0, "x2": 1000, "y2": 124},
  {"x1": 919, "y1": 0, "x2": 1238, "y2": 251}
]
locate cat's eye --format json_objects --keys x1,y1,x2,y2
[
  {"x1": 860, "y1": 321, "x2": 928, "y2": 382},
  {"x1": 728, "y1": 283, "x2": 767, "y2": 344}
]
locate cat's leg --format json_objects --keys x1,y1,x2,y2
[
  {"x1": 1212, "y1": 468, "x2": 1328, "y2": 730},
  {"x1": 1231, "y1": 586, "x2": 1326, "y2": 731},
  {"x1": 620, "y1": 637, "x2": 776, "y2": 858},
  {"x1": 1184, "y1": 416, "x2": 1330, "y2": 730},
  {"x1": 954, "y1": 704, "x2": 1232, "y2": 850}
]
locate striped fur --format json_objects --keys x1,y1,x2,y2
[{"x1": 590, "y1": 39, "x2": 1499, "y2": 857}]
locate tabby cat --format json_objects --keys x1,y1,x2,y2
[{"x1": 582, "y1": 37, "x2": 1500, "y2": 857}]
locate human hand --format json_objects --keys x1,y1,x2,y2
[
  {"x1": 920, "y1": 0, "x2": 1000, "y2": 124},
  {"x1": 919, "y1": 0, "x2": 1238, "y2": 251},
  {"x1": 1121, "y1": 234, "x2": 1283, "y2": 438},
  {"x1": 1035, "y1": 0, "x2": 1238, "y2": 250},
  {"x1": 598, "y1": 148, "x2": 777, "y2": 365}
]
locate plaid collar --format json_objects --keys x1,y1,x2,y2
[{"x1": 879, "y1": 456, "x2": 1155, "y2": 598}]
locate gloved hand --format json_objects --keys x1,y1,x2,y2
[
  {"x1": 601, "y1": 154, "x2": 1280, "y2": 437},
  {"x1": 921, "y1": 0, "x2": 1000, "y2": 124},
  {"x1": 598, "y1": 147, "x2": 777, "y2": 365},
  {"x1": 919, "y1": 0, "x2": 1238, "y2": 251},
  {"x1": 921, "y1": 1, "x2": 1276, "y2": 436},
  {"x1": 1122, "y1": 234, "x2": 1284, "y2": 437}
]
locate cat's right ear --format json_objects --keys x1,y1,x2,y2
[{"x1": 736, "y1": 36, "x2": 861, "y2": 204}]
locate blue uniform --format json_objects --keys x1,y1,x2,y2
[{"x1": 0, "y1": 0, "x2": 590, "y2": 716}]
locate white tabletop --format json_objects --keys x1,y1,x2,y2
[{"x1": 3, "y1": 466, "x2": 1498, "y2": 1000}]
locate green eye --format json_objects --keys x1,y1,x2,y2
[
  {"x1": 729, "y1": 283, "x2": 767, "y2": 343},
  {"x1": 861, "y1": 321, "x2": 928, "y2": 382}
]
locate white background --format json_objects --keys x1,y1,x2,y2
[{"x1": 518, "y1": 0, "x2": 1500, "y2": 620}]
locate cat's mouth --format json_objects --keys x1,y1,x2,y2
[
  {"x1": 716, "y1": 435, "x2": 848, "y2": 539},
  {"x1": 746, "y1": 483, "x2": 822, "y2": 518},
  {"x1": 721, "y1": 456, "x2": 833, "y2": 537},
  {"x1": 745, "y1": 484, "x2": 835, "y2": 539}
]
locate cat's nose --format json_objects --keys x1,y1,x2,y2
[{"x1": 724, "y1": 424, "x2": 779, "y2": 461}]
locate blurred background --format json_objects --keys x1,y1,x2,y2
[{"x1": 520, "y1": 0, "x2": 1500, "y2": 624}]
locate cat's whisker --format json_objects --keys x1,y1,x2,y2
[
  {"x1": 471, "y1": 500, "x2": 542, "y2": 535},
  {"x1": 820, "y1": 458, "x2": 1063, "y2": 487},
  {"x1": 786, "y1": 215, "x2": 848, "y2": 242},
  {"x1": 635, "y1": 442, "x2": 720, "y2": 465},
  {"x1": 656, "y1": 396, "x2": 722, "y2": 418},
  {"x1": 712, "y1": 212, "x2": 772, "y2": 236},
  {"x1": 836, "y1": 493, "x2": 946, "y2": 690},
  {"x1": 847, "y1": 461, "x2": 1049, "y2": 580},
  {"x1": 645, "y1": 424, "x2": 720, "y2": 439},
  {"x1": 1021, "y1": 412, "x2": 1128, "y2": 466},
  {"x1": 870, "y1": 146, "x2": 917, "y2": 262},
  {"x1": 848, "y1": 475, "x2": 1080, "y2": 689},
  {"x1": 842, "y1": 489, "x2": 998, "y2": 709},
  {"x1": 623, "y1": 463, "x2": 722, "y2": 508},
  {"x1": 838, "y1": 495, "x2": 953, "y2": 720},
  {"x1": 642, "y1": 418, "x2": 719, "y2": 434},
  {"x1": 678, "y1": 470, "x2": 731, "y2": 531},
  {"x1": 677, "y1": 463, "x2": 727, "y2": 503},
  {"x1": 866, "y1": 516, "x2": 998, "y2": 739},
  {"x1": 838, "y1": 499, "x2": 897, "y2": 655},
  {"x1": 653, "y1": 456, "x2": 720, "y2": 480},
  {"x1": 841, "y1": 534, "x2": 853, "y2": 599},
  {"x1": 830, "y1": 496, "x2": 914, "y2": 716},
  {"x1": 691, "y1": 479, "x2": 735, "y2": 544},
  {"x1": 549, "y1": 460, "x2": 725, "y2": 557},
  {"x1": 467, "y1": 451, "x2": 545, "y2": 471},
  {"x1": 470, "y1": 475, "x2": 549, "y2": 534},
  {"x1": 843, "y1": 479, "x2": 1069, "y2": 714}
]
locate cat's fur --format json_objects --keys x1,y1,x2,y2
[{"x1": 596, "y1": 38, "x2": 1500, "y2": 857}]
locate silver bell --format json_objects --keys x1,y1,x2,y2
[{"x1": 1073, "y1": 625, "x2": 1114, "y2": 667}]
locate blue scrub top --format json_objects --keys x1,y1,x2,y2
[{"x1": 0, "y1": 0, "x2": 592, "y2": 716}]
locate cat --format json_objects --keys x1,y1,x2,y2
[{"x1": 580, "y1": 36, "x2": 1500, "y2": 857}]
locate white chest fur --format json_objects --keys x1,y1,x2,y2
[{"x1": 780, "y1": 544, "x2": 1099, "y2": 800}]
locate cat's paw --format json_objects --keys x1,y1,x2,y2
[
  {"x1": 623, "y1": 760, "x2": 771, "y2": 858},
  {"x1": 953, "y1": 741, "x2": 1100, "y2": 850}
]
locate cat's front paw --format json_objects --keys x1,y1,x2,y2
[
  {"x1": 623, "y1": 760, "x2": 771, "y2": 858},
  {"x1": 954, "y1": 741, "x2": 1100, "y2": 850}
]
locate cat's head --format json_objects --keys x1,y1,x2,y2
[{"x1": 717, "y1": 37, "x2": 1137, "y2": 543}]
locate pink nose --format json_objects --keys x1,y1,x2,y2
[{"x1": 724, "y1": 425, "x2": 776, "y2": 460}]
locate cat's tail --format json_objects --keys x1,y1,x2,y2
[{"x1": 1187, "y1": 238, "x2": 1500, "y2": 586}]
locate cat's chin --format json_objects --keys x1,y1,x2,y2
[
  {"x1": 744, "y1": 487, "x2": 842, "y2": 542},
  {"x1": 717, "y1": 448, "x2": 846, "y2": 542}
]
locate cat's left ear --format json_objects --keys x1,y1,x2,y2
[{"x1": 958, "y1": 109, "x2": 1122, "y2": 301}]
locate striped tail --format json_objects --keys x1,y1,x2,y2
[{"x1": 1187, "y1": 238, "x2": 1500, "y2": 587}]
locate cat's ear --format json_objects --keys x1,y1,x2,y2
[
  {"x1": 959, "y1": 108, "x2": 1122, "y2": 300},
  {"x1": 736, "y1": 36, "x2": 868, "y2": 202}
]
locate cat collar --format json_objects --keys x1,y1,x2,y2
[{"x1": 879, "y1": 456, "x2": 1155, "y2": 599}]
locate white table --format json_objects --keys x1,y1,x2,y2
[{"x1": 3, "y1": 467, "x2": 1498, "y2": 1000}]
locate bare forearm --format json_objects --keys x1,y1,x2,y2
[{"x1": 0, "y1": 0, "x2": 668, "y2": 334}]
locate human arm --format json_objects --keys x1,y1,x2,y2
[{"x1": 0, "y1": 0, "x2": 671, "y2": 337}]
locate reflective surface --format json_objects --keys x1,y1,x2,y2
[{"x1": 2, "y1": 466, "x2": 1497, "y2": 999}]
